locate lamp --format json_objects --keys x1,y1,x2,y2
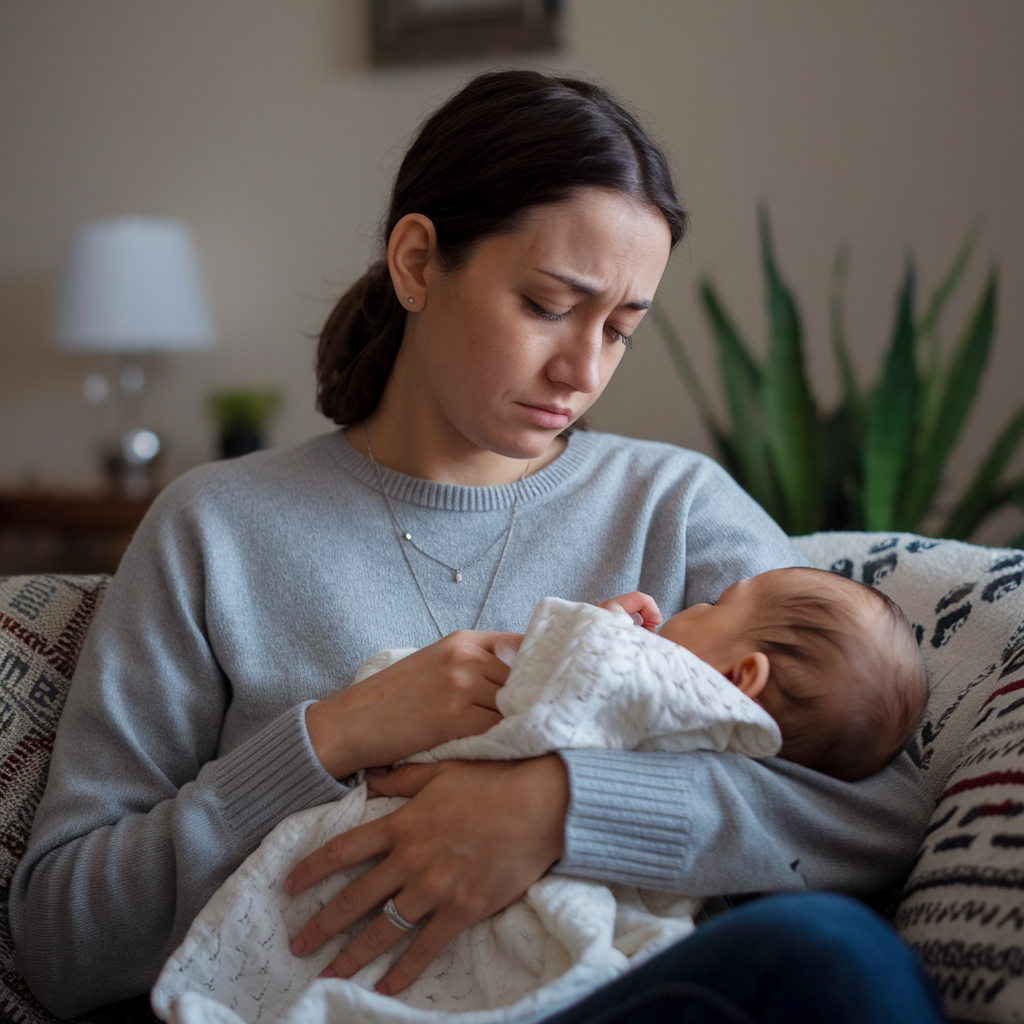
[{"x1": 54, "y1": 217, "x2": 215, "y2": 497}]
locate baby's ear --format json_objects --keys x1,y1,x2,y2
[{"x1": 731, "y1": 652, "x2": 770, "y2": 700}]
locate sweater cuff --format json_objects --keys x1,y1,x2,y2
[
  {"x1": 206, "y1": 701, "x2": 352, "y2": 844},
  {"x1": 554, "y1": 749, "x2": 693, "y2": 890}
]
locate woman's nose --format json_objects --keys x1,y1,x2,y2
[{"x1": 548, "y1": 324, "x2": 604, "y2": 394}]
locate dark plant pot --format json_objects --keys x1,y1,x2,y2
[{"x1": 220, "y1": 425, "x2": 264, "y2": 459}]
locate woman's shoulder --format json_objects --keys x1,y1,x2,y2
[
  {"x1": 141, "y1": 430, "x2": 351, "y2": 532},
  {"x1": 573, "y1": 429, "x2": 727, "y2": 483}
]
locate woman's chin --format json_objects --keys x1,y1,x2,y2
[{"x1": 480, "y1": 428, "x2": 563, "y2": 465}]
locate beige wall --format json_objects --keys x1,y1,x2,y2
[{"x1": 2, "y1": 1, "x2": 1022, "y2": 539}]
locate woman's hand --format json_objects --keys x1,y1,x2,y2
[
  {"x1": 306, "y1": 631, "x2": 524, "y2": 779},
  {"x1": 599, "y1": 591, "x2": 662, "y2": 631},
  {"x1": 285, "y1": 755, "x2": 569, "y2": 995}
]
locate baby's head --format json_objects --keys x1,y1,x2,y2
[{"x1": 658, "y1": 567, "x2": 927, "y2": 782}]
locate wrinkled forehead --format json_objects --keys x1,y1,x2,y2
[{"x1": 512, "y1": 190, "x2": 672, "y2": 292}]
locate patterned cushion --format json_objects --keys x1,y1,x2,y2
[
  {"x1": 0, "y1": 575, "x2": 154, "y2": 1024},
  {"x1": 794, "y1": 534, "x2": 1024, "y2": 1024}
]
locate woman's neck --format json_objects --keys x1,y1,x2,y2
[{"x1": 346, "y1": 416, "x2": 566, "y2": 487}]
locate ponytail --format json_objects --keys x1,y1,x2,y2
[{"x1": 316, "y1": 261, "x2": 405, "y2": 425}]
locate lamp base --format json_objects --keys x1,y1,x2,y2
[{"x1": 103, "y1": 428, "x2": 162, "y2": 500}]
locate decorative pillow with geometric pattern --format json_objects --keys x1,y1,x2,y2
[
  {"x1": 793, "y1": 533, "x2": 1024, "y2": 1024},
  {"x1": 0, "y1": 574, "x2": 155, "y2": 1024}
]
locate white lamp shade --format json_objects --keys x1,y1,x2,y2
[{"x1": 55, "y1": 217, "x2": 215, "y2": 352}]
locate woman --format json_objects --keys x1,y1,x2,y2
[{"x1": 11, "y1": 71, "x2": 938, "y2": 1020}]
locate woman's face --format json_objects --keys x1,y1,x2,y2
[{"x1": 399, "y1": 188, "x2": 673, "y2": 462}]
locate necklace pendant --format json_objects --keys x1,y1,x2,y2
[{"x1": 454, "y1": 569, "x2": 463, "y2": 583}]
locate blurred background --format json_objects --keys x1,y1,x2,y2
[{"x1": 1, "y1": 0, "x2": 1022, "y2": 570}]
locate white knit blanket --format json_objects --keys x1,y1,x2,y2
[{"x1": 152, "y1": 597, "x2": 780, "y2": 1024}]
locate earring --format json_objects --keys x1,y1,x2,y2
[{"x1": 407, "y1": 297, "x2": 415, "y2": 304}]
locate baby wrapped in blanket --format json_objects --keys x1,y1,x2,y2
[{"x1": 153, "y1": 568, "x2": 927, "y2": 1024}]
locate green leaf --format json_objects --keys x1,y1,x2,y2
[
  {"x1": 899, "y1": 272, "x2": 998, "y2": 530},
  {"x1": 713, "y1": 433, "x2": 742, "y2": 482},
  {"x1": 648, "y1": 302, "x2": 734, "y2": 469},
  {"x1": 829, "y1": 246, "x2": 862, "y2": 445},
  {"x1": 863, "y1": 259, "x2": 918, "y2": 530},
  {"x1": 697, "y1": 283, "x2": 762, "y2": 391},
  {"x1": 913, "y1": 344, "x2": 947, "y2": 486},
  {"x1": 942, "y1": 403, "x2": 1024, "y2": 539},
  {"x1": 820, "y1": 402, "x2": 863, "y2": 531},
  {"x1": 918, "y1": 218, "x2": 983, "y2": 338},
  {"x1": 648, "y1": 304, "x2": 719, "y2": 432},
  {"x1": 758, "y1": 207, "x2": 820, "y2": 534},
  {"x1": 699, "y1": 280, "x2": 784, "y2": 521},
  {"x1": 912, "y1": 224, "x2": 982, "y2": 473}
]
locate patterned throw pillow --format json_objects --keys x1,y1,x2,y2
[
  {"x1": 794, "y1": 533, "x2": 1024, "y2": 1024},
  {"x1": 0, "y1": 573, "x2": 151, "y2": 1024}
]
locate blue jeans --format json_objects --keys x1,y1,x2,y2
[{"x1": 542, "y1": 892, "x2": 945, "y2": 1024}]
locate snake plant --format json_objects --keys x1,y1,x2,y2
[{"x1": 652, "y1": 210, "x2": 1024, "y2": 544}]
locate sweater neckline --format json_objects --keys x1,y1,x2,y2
[{"x1": 329, "y1": 428, "x2": 595, "y2": 511}]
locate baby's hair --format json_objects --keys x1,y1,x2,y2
[{"x1": 741, "y1": 567, "x2": 927, "y2": 782}]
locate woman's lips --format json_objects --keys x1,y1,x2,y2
[{"x1": 519, "y1": 403, "x2": 572, "y2": 429}]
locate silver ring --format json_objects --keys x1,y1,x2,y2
[{"x1": 382, "y1": 897, "x2": 417, "y2": 932}]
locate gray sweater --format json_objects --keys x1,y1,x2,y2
[{"x1": 10, "y1": 429, "x2": 931, "y2": 1016}]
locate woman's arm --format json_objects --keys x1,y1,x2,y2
[
  {"x1": 585, "y1": 458, "x2": 931, "y2": 894},
  {"x1": 560, "y1": 458, "x2": 933, "y2": 894},
  {"x1": 284, "y1": 746, "x2": 930, "y2": 996},
  {"x1": 556, "y1": 749, "x2": 930, "y2": 895}
]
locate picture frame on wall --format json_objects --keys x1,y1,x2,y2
[{"x1": 370, "y1": 0, "x2": 562, "y2": 67}]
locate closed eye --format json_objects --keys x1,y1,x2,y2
[
  {"x1": 526, "y1": 296, "x2": 633, "y2": 348},
  {"x1": 524, "y1": 296, "x2": 570, "y2": 322}
]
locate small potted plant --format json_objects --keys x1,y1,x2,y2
[{"x1": 208, "y1": 388, "x2": 283, "y2": 459}]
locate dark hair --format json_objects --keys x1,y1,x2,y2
[
  {"x1": 316, "y1": 70, "x2": 688, "y2": 425},
  {"x1": 743, "y1": 567, "x2": 928, "y2": 782}
]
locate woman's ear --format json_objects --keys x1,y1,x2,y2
[
  {"x1": 387, "y1": 213, "x2": 437, "y2": 311},
  {"x1": 730, "y1": 652, "x2": 770, "y2": 701}
]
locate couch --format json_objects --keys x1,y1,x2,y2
[{"x1": 2, "y1": 532, "x2": 1023, "y2": 1024}]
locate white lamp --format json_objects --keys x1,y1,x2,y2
[
  {"x1": 54, "y1": 217, "x2": 216, "y2": 496},
  {"x1": 56, "y1": 217, "x2": 214, "y2": 352}
]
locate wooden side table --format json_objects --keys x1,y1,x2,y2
[{"x1": 0, "y1": 493, "x2": 154, "y2": 576}]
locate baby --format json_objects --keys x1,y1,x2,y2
[{"x1": 601, "y1": 566, "x2": 928, "y2": 782}]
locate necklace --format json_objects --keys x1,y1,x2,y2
[{"x1": 363, "y1": 424, "x2": 529, "y2": 639}]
